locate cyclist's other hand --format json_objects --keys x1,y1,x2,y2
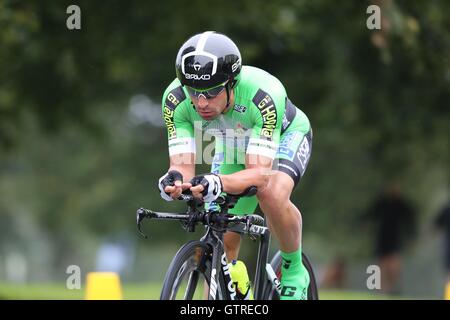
[
  {"x1": 189, "y1": 174, "x2": 223, "y2": 202},
  {"x1": 166, "y1": 181, "x2": 192, "y2": 199},
  {"x1": 158, "y1": 170, "x2": 186, "y2": 201},
  {"x1": 189, "y1": 183, "x2": 204, "y2": 199}
]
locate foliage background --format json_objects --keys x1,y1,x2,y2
[{"x1": 0, "y1": 0, "x2": 448, "y2": 298}]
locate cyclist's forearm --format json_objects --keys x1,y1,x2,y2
[
  {"x1": 219, "y1": 168, "x2": 270, "y2": 194},
  {"x1": 168, "y1": 165, "x2": 195, "y2": 182},
  {"x1": 169, "y1": 153, "x2": 195, "y2": 182}
]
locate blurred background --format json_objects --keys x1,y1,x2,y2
[{"x1": 0, "y1": 0, "x2": 448, "y2": 299}]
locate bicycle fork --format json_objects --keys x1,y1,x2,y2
[
  {"x1": 207, "y1": 231, "x2": 238, "y2": 301},
  {"x1": 208, "y1": 244, "x2": 220, "y2": 300}
]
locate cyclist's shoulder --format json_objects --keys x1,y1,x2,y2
[
  {"x1": 237, "y1": 66, "x2": 287, "y2": 106},
  {"x1": 239, "y1": 66, "x2": 286, "y2": 93},
  {"x1": 162, "y1": 78, "x2": 190, "y2": 111}
]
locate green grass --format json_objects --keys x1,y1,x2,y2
[
  {"x1": 0, "y1": 283, "x2": 415, "y2": 300},
  {"x1": 0, "y1": 283, "x2": 159, "y2": 300},
  {"x1": 318, "y1": 290, "x2": 408, "y2": 300}
]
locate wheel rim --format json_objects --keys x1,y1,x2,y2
[{"x1": 168, "y1": 246, "x2": 209, "y2": 300}]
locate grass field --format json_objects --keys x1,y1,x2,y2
[{"x1": 0, "y1": 283, "x2": 415, "y2": 300}]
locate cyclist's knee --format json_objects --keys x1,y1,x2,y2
[{"x1": 257, "y1": 173, "x2": 293, "y2": 205}]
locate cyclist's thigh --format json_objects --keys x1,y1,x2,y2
[
  {"x1": 210, "y1": 152, "x2": 258, "y2": 216},
  {"x1": 275, "y1": 121, "x2": 313, "y2": 188}
]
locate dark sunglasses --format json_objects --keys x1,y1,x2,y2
[{"x1": 186, "y1": 82, "x2": 228, "y2": 99}]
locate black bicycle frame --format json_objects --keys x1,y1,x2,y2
[
  {"x1": 136, "y1": 186, "x2": 279, "y2": 300},
  {"x1": 200, "y1": 221, "x2": 272, "y2": 300}
]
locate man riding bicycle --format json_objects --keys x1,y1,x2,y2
[{"x1": 158, "y1": 31, "x2": 313, "y2": 300}]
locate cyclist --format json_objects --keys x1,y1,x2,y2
[{"x1": 158, "y1": 31, "x2": 313, "y2": 300}]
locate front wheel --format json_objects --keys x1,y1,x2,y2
[
  {"x1": 263, "y1": 251, "x2": 319, "y2": 300},
  {"x1": 160, "y1": 241, "x2": 213, "y2": 300}
]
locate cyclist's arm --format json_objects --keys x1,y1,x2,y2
[
  {"x1": 219, "y1": 154, "x2": 272, "y2": 194},
  {"x1": 168, "y1": 153, "x2": 196, "y2": 181},
  {"x1": 161, "y1": 81, "x2": 196, "y2": 197},
  {"x1": 220, "y1": 86, "x2": 285, "y2": 194}
]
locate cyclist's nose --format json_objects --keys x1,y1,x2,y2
[{"x1": 197, "y1": 95, "x2": 208, "y2": 108}]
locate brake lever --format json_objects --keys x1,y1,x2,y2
[
  {"x1": 246, "y1": 216, "x2": 251, "y2": 234},
  {"x1": 136, "y1": 208, "x2": 149, "y2": 239},
  {"x1": 246, "y1": 216, "x2": 258, "y2": 241}
]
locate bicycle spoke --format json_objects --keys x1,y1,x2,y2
[
  {"x1": 169, "y1": 255, "x2": 206, "y2": 300},
  {"x1": 183, "y1": 270, "x2": 200, "y2": 299},
  {"x1": 170, "y1": 260, "x2": 190, "y2": 299}
]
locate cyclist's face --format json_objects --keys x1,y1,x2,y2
[{"x1": 190, "y1": 89, "x2": 232, "y2": 120}]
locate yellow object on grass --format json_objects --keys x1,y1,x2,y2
[{"x1": 85, "y1": 272, "x2": 123, "y2": 300}]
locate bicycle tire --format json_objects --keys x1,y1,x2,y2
[
  {"x1": 160, "y1": 240, "x2": 227, "y2": 300},
  {"x1": 263, "y1": 251, "x2": 319, "y2": 300}
]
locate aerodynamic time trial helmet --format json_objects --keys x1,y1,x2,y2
[{"x1": 175, "y1": 31, "x2": 242, "y2": 93}]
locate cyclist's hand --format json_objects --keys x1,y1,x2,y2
[
  {"x1": 165, "y1": 181, "x2": 192, "y2": 199},
  {"x1": 189, "y1": 174, "x2": 223, "y2": 202},
  {"x1": 158, "y1": 170, "x2": 191, "y2": 201}
]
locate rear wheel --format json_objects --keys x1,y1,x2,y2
[
  {"x1": 263, "y1": 251, "x2": 319, "y2": 300},
  {"x1": 160, "y1": 241, "x2": 214, "y2": 300}
]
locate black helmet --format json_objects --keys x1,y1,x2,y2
[{"x1": 175, "y1": 31, "x2": 242, "y2": 90}]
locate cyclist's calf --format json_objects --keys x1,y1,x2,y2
[{"x1": 256, "y1": 172, "x2": 302, "y2": 252}]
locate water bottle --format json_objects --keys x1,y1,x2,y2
[{"x1": 228, "y1": 260, "x2": 254, "y2": 300}]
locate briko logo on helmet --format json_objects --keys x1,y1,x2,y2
[{"x1": 184, "y1": 73, "x2": 211, "y2": 80}]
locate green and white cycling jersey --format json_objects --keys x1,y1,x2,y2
[{"x1": 162, "y1": 66, "x2": 313, "y2": 214}]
